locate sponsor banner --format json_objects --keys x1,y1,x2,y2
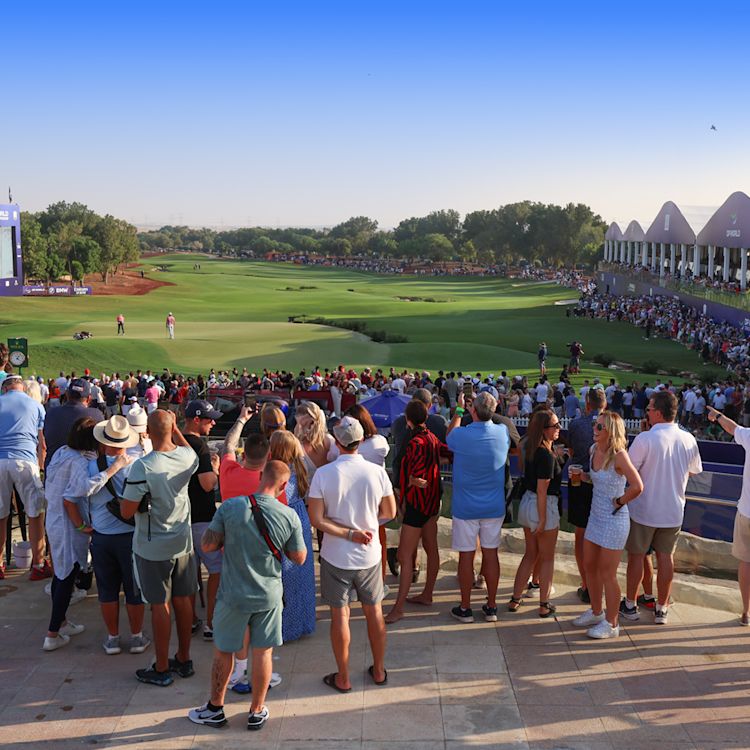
[
  {"x1": 23, "y1": 285, "x2": 47, "y2": 295},
  {"x1": 23, "y1": 285, "x2": 94, "y2": 296},
  {"x1": 47, "y1": 285, "x2": 72, "y2": 296}
]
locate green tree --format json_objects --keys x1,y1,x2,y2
[
  {"x1": 70, "y1": 236, "x2": 102, "y2": 276},
  {"x1": 51, "y1": 220, "x2": 83, "y2": 277},
  {"x1": 45, "y1": 252, "x2": 67, "y2": 283},
  {"x1": 321, "y1": 237, "x2": 352, "y2": 256},
  {"x1": 70, "y1": 260, "x2": 85, "y2": 284},
  {"x1": 421, "y1": 233, "x2": 454, "y2": 261},
  {"x1": 19, "y1": 214, "x2": 49, "y2": 282},
  {"x1": 92, "y1": 215, "x2": 138, "y2": 283},
  {"x1": 368, "y1": 232, "x2": 398, "y2": 257},
  {"x1": 330, "y1": 216, "x2": 378, "y2": 254}
]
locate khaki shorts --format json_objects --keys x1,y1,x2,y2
[
  {"x1": 732, "y1": 511, "x2": 750, "y2": 563},
  {"x1": 0, "y1": 459, "x2": 46, "y2": 518},
  {"x1": 626, "y1": 519, "x2": 681, "y2": 555},
  {"x1": 132, "y1": 552, "x2": 198, "y2": 605},
  {"x1": 320, "y1": 558, "x2": 383, "y2": 608}
]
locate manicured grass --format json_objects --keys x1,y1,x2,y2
[{"x1": 0, "y1": 255, "x2": 721, "y2": 383}]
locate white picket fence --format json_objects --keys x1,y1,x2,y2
[{"x1": 510, "y1": 416, "x2": 643, "y2": 433}]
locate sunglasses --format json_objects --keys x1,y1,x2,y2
[
  {"x1": 546, "y1": 422, "x2": 560, "y2": 429},
  {"x1": 595, "y1": 423, "x2": 605, "y2": 431}
]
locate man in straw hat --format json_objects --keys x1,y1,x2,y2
[
  {"x1": 87, "y1": 416, "x2": 149, "y2": 656},
  {"x1": 126, "y1": 405, "x2": 151, "y2": 458}
]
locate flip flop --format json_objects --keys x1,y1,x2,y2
[
  {"x1": 323, "y1": 673, "x2": 351, "y2": 693},
  {"x1": 367, "y1": 665, "x2": 388, "y2": 686}
]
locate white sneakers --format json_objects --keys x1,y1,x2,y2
[
  {"x1": 586, "y1": 619, "x2": 620, "y2": 639},
  {"x1": 44, "y1": 584, "x2": 87, "y2": 605},
  {"x1": 572, "y1": 608, "x2": 606, "y2": 628},
  {"x1": 42, "y1": 620, "x2": 85, "y2": 651},
  {"x1": 59, "y1": 620, "x2": 86, "y2": 637},
  {"x1": 43, "y1": 633, "x2": 70, "y2": 651}
]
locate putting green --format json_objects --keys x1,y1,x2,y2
[{"x1": 0, "y1": 255, "x2": 721, "y2": 383}]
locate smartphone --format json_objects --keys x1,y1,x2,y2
[
  {"x1": 244, "y1": 394, "x2": 257, "y2": 409},
  {"x1": 463, "y1": 382, "x2": 473, "y2": 396}
]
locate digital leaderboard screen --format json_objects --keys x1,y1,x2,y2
[{"x1": 0, "y1": 226, "x2": 16, "y2": 279}]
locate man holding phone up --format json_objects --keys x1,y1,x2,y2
[{"x1": 121, "y1": 410, "x2": 199, "y2": 686}]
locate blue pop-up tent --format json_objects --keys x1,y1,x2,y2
[{"x1": 359, "y1": 390, "x2": 411, "y2": 428}]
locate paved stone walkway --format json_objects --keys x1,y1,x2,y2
[{"x1": 0, "y1": 562, "x2": 748, "y2": 749}]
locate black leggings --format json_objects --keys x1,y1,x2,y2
[{"x1": 48, "y1": 563, "x2": 79, "y2": 633}]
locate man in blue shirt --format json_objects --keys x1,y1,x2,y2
[
  {"x1": 446, "y1": 391, "x2": 509, "y2": 624},
  {"x1": 0, "y1": 375, "x2": 48, "y2": 579},
  {"x1": 564, "y1": 388, "x2": 581, "y2": 419}
]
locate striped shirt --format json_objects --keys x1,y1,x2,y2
[{"x1": 400, "y1": 427, "x2": 451, "y2": 516}]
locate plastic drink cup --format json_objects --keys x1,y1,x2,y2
[{"x1": 569, "y1": 464, "x2": 582, "y2": 487}]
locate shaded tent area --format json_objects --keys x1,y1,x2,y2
[{"x1": 604, "y1": 191, "x2": 750, "y2": 290}]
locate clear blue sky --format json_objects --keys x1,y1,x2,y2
[{"x1": 5, "y1": 1, "x2": 750, "y2": 231}]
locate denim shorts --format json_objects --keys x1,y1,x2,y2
[{"x1": 91, "y1": 531, "x2": 142, "y2": 605}]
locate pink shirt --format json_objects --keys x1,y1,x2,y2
[{"x1": 145, "y1": 385, "x2": 160, "y2": 404}]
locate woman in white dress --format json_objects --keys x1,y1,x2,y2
[
  {"x1": 571, "y1": 411, "x2": 643, "y2": 639},
  {"x1": 294, "y1": 400, "x2": 336, "y2": 481}
]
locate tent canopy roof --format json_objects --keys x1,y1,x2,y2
[
  {"x1": 622, "y1": 220, "x2": 646, "y2": 242},
  {"x1": 696, "y1": 192, "x2": 750, "y2": 248},
  {"x1": 605, "y1": 222, "x2": 623, "y2": 241},
  {"x1": 644, "y1": 201, "x2": 696, "y2": 245}
]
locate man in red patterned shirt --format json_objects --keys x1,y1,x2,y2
[{"x1": 385, "y1": 400, "x2": 451, "y2": 624}]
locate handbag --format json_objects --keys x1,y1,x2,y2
[
  {"x1": 505, "y1": 476, "x2": 524, "y2": 525},
  {"x1": 75, "y1": 564, "x2": 94, "y2": 590}
]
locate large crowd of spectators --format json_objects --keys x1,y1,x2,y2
[
  {"x1": 574, "y1": 292, "x2": 750, "y2": 378},
  {"x1": 603, "y1": 261, "x2": 748, "y2": 295}
]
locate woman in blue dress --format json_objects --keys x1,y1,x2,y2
[
  {"x1": 571, "y1": 411, "x2": 643, "y2": 640},
  {"x1": 269, "y1": 431, "x2": 317, "y2": 642}
]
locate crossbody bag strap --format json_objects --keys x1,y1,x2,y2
[
  {"x1": 248, "y1": 494, "x2": 282, "y2": 562},
  {"x1": 97, "y1": 453, "x2": 119, "y2": 500}
]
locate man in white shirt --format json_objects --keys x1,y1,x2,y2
[
  {"x1": 682, "y1": 387, "x2": 697, "y2": 427},
  {"x1": 704, "y1": 406, "x2": 750, "y2": 625},
  {"x1": 579, "y1": 380, "x2": 590, "y2": 404},
  {"x1": 620, "y1": 391, "x2": 702, "y2": 625},
  {"x1": 713, "y1": 389, "x2": 727, "y2": 411},
  {"x1": 535, "y1": 378, "x2": 549, "y2": 404},
  {"x1": 604, "y1": 379, "x2": 617, "y2": 406},
  {"x1": 307, "y1": 417, "x2": 397, "y2": 693},
  {"x1": 390, "y1": 375, "x2": 406, "y2": 394}
]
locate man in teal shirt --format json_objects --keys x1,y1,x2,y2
[
  {"x1": 188, "y1": 460, "x2": 306, "y2": 731},
  {"x1": 121, "y1": 411, "x2": 199, "y2": 687}
]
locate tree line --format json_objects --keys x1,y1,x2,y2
[
  {"x1": 138, "y1": 201, "x2": 606, "y2": 267},
  {"x1": 21, "y1": 202, "x2": 139, "y2": 284}
]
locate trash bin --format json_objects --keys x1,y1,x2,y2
[{"x1": 12, "y1": 540, "x2": 32, "y2": 569}]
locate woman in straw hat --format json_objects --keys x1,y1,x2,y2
[{"x1": 81, "y1": 416, "x2": 150, "y2": 656}]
